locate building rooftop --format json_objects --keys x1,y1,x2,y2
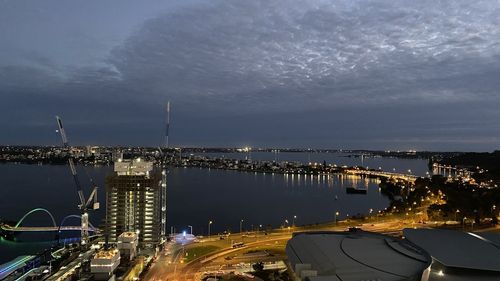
[
  {"x1": 118, "y1": 231, "x2": 138, "y2": 239},
  {"x1": 118, "y1": 231, "x2": 138, "y2": 244},
  {"x1": 476, "y1": 232, "x2": 500, "y2": 247},
  {"x1": 93, "y1": 249, "x2": 120, "y2": 260},
  {"x1": 286, "y1": 230, "x2": 431, "y2": 281},
  {"x1": 403, "y1": 228, "x2": 500, "y2": 272},
  {"x1": 114, "y1": 158, "x2": 153, "y2": 176}
]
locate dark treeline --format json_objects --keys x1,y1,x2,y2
[
  {"x1": 380, "y1": 175, "x2": 499, "y2": 225},
  {"x1": 438, "y1": 151, "x2": 500, "y2": 182}
]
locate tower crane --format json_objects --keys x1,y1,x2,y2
[
  {"x1": 155, "y1": 102, "x2": 170, "y2": 242},
  {"x1": 55, "y1": 116, "x2": 99, "y2": 246},
  {"x1": 159, "y1": 102, "x2": 170, "y2": 241}
]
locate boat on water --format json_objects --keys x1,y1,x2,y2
[{"x1": 346, "y1": 187, "x2": 367, "y2": 194}]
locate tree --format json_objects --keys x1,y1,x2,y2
[{"x1": 252, "y1": 261, "x2": 264, "y2": 272}]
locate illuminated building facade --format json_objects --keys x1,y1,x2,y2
[{"x1": 106, "y1": 158, "x2": 166, "y2": 247}]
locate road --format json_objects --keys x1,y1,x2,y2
[
  {"x1": 144, "y1": 217, "x2": 418, "y2": 281},
  {"x1": 180, "y1": 235, "x2": 290, "y2": 280}
]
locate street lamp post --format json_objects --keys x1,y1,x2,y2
[
  {"x1": 208, "y1": 220, "x2": 213, "y2": 237},
  {"x1": 293, "y1": 215, "x2": 297, "y2": 227},
  {"x1": 240, "y1": 219, "x2": 244, "y2": 233},
  {"x1": 188, "y1": 225, "x2": 193, "y2": 235},
  {"x1": 455, "y1": 210, "x2": 460, "y2": 222},
  {"x1": 334, "y1": 211, "x2": 340, "y2": 225}
]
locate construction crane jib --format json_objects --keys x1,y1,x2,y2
[{"x1": 55, "y1": 116, "x2": 99, "y2": 246}]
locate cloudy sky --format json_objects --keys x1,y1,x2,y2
[{"x1": 1, "y1": 0, "x2": 500, "y2": 151}]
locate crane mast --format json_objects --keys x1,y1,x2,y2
[
  {"x1": 160, "y1": 102, "x2": 170, "y2": 240},
  {"x1": 165, "y1": 101, "x2": 170, "y2": 149}
]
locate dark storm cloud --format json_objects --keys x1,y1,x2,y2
[
  {"x1": 105, "y1": 0, "x2": 500, "y2": 108},
  {"x1": 1, "y1": 0, "x2": 500, "y2": 150}
]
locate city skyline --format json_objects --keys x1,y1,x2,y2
[{"x1": 2, "y1": 0, "x2": 500, "y2": 151}]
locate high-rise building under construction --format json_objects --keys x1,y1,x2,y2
[{"x1": 105, "y1": 158, "x2": 166, "y2": 247}]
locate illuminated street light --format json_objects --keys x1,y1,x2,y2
[
  {"x1": 334, "y1": 211, "x2": 340, "y2": 225},
  {"x1": 293, "y1": 215, "x2": 297, "y2": 226},
  {"x1": 240, "y1": 219, "x2": 244, "y2": 233},
  {"x1": 208, "y1": 220, "x2": 213, "y2": 237}
]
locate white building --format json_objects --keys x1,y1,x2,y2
[
  {"x1": 90, "y1": 249, "x2": 120, "y2": 281},
  {"x1": 117, "y1": 232, "x2": 139, "y2": 261}
]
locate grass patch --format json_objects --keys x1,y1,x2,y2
[
  {"x1": 184, "y1": 245, "x2": 220, "y2": 262},
  {"x1": 245, "y1": 247, "x2": 286, "y2": 256}
]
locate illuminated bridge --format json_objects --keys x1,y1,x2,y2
[
  {"x1": 344, "y1": 169, "x2": 419, "y2": 183},
  {"x1": 0, "y1": 208, "x2": 99, "y2": 239}
]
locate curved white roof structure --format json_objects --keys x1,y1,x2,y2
[
  {"x1": 403, "y1": 228, "x2": 500, "y2": 273},
  {"x1": 286, "y1": 230, "x2": 431, "y2": 281}
]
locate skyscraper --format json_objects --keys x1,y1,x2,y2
[{"x1": 105, "y1": 158, "x2": 166, "y2": 247}]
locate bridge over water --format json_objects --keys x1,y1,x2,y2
[
  {"x1": 343, "y1": 169, "x2": 419, "y2": 183},
  {"x1": 0, "y1": 208, "x2": 99, "y2": 240}
]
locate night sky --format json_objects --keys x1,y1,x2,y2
[{"x1": 1, "y1": 0, "x2": 500, "y2": 151}]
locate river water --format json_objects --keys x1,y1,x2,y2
[{"x1": 0, "y1": 152, "x2": 428, "y2": 263}]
